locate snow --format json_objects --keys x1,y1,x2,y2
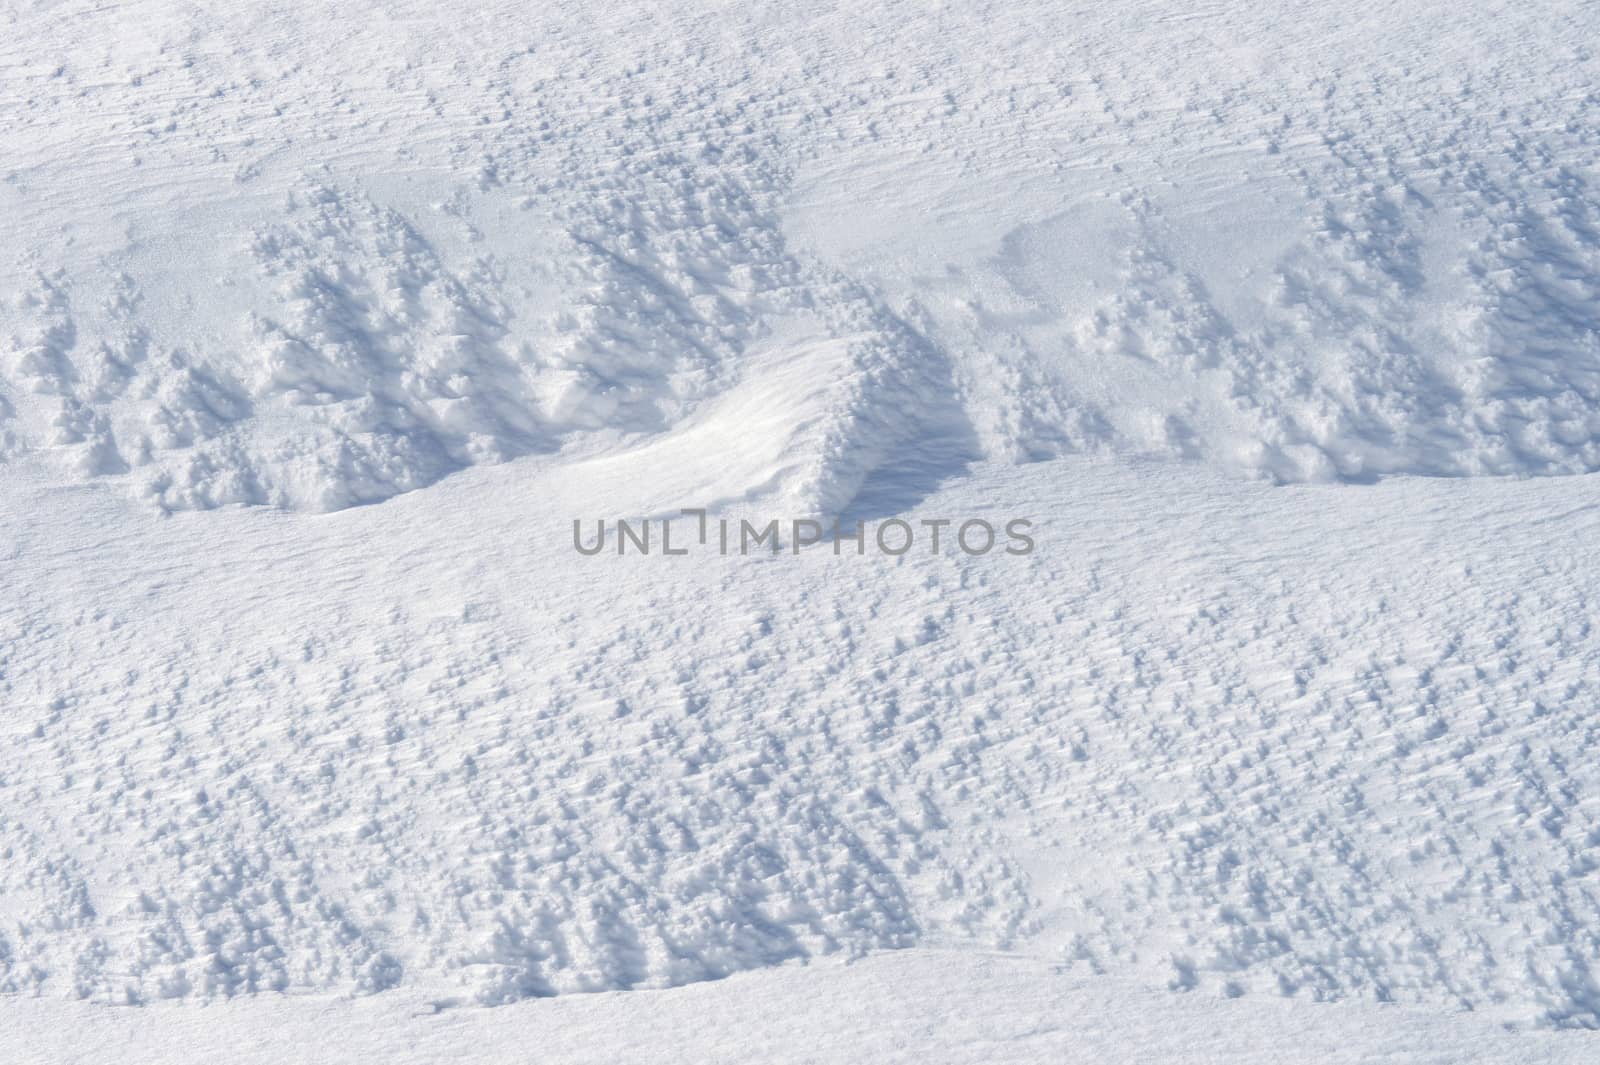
[
  {"x1": 10, "y1": 952, "x2": 1600, "y2": 1065},
  {"x1": 3, "y1": 0, "x2": 1600, "y2": 1060},
  {"x1": 6, "y1": 456, "x2": 1600, "y2": 1038},
  {"x1": 6, "y1": 0, "x2": 1600, "y2": 513}
]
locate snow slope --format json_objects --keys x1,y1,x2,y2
[
  {"x1": 11, "y1": 952, "x2": 1600, "y2": 1065},
  {"x1": 3, "y1": 0, "x2": 1600, "y2": 1060},
  {"x1": 6, "y1": 456, "x2": 1600, "y2": 1032},
  {"x1": 3, "y1": 0, "x2": 1600, "y2": 514}
]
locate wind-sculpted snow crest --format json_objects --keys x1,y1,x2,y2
[{"x1": 0, "y1": 159, "x2": 972, "y2": 517}]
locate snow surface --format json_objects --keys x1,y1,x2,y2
[
  {"x1": 4, "y1": 0, "x2": 1600, "y2": 1060},
  {"x1": 7, "y1": 456, "x2": 1600, "y2": 1041},
  {"x1": 10, "y1": 951, "x2": 1600, "y2": 1065},
  {"x1": 5, "y1": 0, "x2": 1600, "y2": 512}
]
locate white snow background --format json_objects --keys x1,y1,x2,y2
[{"x1": 2, "y1": 0, "x2": 1600, "y2": 1060}]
